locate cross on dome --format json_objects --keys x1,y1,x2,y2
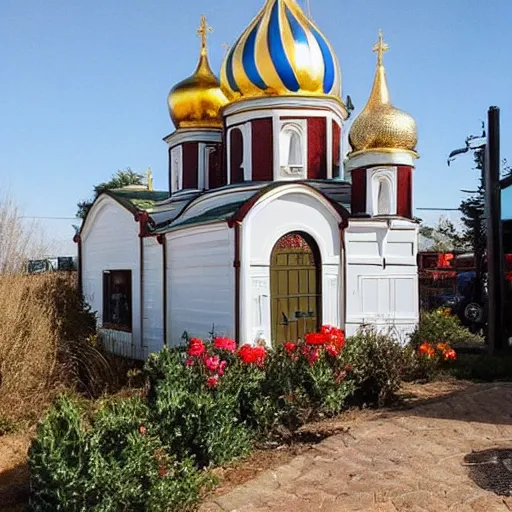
[
  {"x1": 197, "y1": 14, "x2": 213, "y2": 55},
  {"x1": 372, "y1": 29, "x2": 389, "y2": 66}
]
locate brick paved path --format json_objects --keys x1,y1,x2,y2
[{"x1": 201, "y1": 383, "x2": 512, "y2": 512}]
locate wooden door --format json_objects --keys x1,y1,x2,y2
[{"x1": 270, "y1": 233, "x2": 321, "y2": 344}]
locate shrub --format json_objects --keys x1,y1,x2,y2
[
  {"x1": 450, "y1": 353, "x2": 512, "y2": 382},
  {"x1": 28, "y1": 395, "x2": 90, "y2": 511},
  {"x1": 145, "y1": 345, "x2": 253, "y2": 468},
  {"x1": 401, "y1": 341, "x2": 458, "y2": 382},
  {"x1": 28, "y1": 394, "x2": 209, "y2": 512},
  {"x1": 259, "y1": 327, "x2": 355, "y2": 432},
  {"x1": 343, "y1": 328, "x2": 405, "y2": 407},
  {"x1": 410, "y1": 309, "x2": 484, "y2": 348}
]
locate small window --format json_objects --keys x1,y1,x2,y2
[
  {"x1": 279, "y1": 122, "x2": 306, "y2": 177},
  {"x1": 103, "y1": 270, "x2": 132, "y2": 331},
  {"x1": 377, "y1": 179, "x2": 391, "y2": 215}
]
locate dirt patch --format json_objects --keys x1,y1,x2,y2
[{"x1": 0, "y1": 433, "x2": 31, "y2": 511}]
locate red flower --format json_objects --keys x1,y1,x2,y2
[
  {"x1": 139, "y1": 425, "x2": 147, "y2": 436},
  {"x1": 188, "y1": 338, "x2": 206, "y2": 357},
  {"x1": 206, "y1": 375, "x2": 219, "y2": 388},
  {"x1": 443, "y1": 349, "x2": 457, "y2": 361},
  {"x1": 213, "y1": 337, "x2": 237, "y2": 352},
  {"x1": 305, "y1": 333, "x2": 327, "y2": 346},
  {"x1": 283, "y1": 341, "x2": 297, "y2": 354},
  {"x1": 418, "y1": 342, "x2": 435, "y2": 359},
  {"x1": 326, "y1": 344, "x2": 339, "y2": 357},
  {"x1": 238, "y1": 344, "x2": 267, "y2": 367},
  {"x1": 185, "y1": 358, "x2": 195, "y2": 367},
  {"x1": 158, "y1": 465, "x2": 167, "y2": 478},
  {"x1": 320, "y1": 325, "x2": 345, "y2": 350},
  {"x1": 204, "y1": 355, "x2": 220, "y2": 372}
]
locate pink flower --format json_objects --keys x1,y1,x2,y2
[
  {"x1": 188, "y1": 338, "x2": 206, "y2": 357},
  {"x1": 213, "y1": 337, "x2": 237, "y2": 352},
  {"x1": 185, "y1": 358, "x2": 195, "y2": 367},
  {"x1": 335, "y1": 370, "x2": 347, "y2": 384},
  {"x1": 325, "y1": 344, "x2": 339, "y2": 357},
  {"x1": 206, "y1": 375, "x2": 219, "y2": 388},
  {"x1": 218, "y1": 360, "x2": 228, "y2": 376},
  {"x1": 204, "y1": 355, "x2": 220, "y2": 372},
  {"x1": 303, "y1": 347, "x2": 320, "y2": 366}
]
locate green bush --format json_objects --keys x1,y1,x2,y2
[
  {"x1": 343, "y1": 328, "x2": 405, "y2": 407},
  {"x1": 145, "y1": 347, "x2": 253, "y2": 468},
  {"x1": 410, "y1": 309, "x2": 484, "y2": 348},
  {"x1": 28, "y1": 396, "x2": 90, "y2": 511},
  {"x1": 450, "y1": 353, "x2": 512, "y2": 382},
  {"x1": 28, "y1": 395, "x2": 209, "y2": 512}
]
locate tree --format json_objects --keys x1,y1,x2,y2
[
  {"x1": 76, "y1": 168, "x2": 145, "y2": 220},
  {"x1": 419, "y1": 216, "x2": 467, "y2": 252}
]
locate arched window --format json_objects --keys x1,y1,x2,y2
[
  {"x1": 377, "y1": 179, "x2": 391, "y2": 215},
  {"x1": 279, "y1": 122, "x2": 306, "y2": 178}
]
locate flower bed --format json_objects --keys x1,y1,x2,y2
[{"x1": 27, "y1": 324, "x2": 457, "y2": 511}]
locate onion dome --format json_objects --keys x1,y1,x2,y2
[
  {"x1": 349, "y1": 31, "x2": 418, "y2": 155},
  {"x1": 168, "y1": 15, "x2": 228, "y2": 129},
  {"x1": 220, "y1": 0, "x2": 342, "y2": 101}
]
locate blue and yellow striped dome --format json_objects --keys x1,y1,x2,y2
[{"x1": 220, "y1": 0, "x2": 342, "y2": 101}]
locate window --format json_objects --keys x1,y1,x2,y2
[
  {"x1": 279, "y1": 121, "x2": 306, "y2": 178},
  {"x1": 103, "y1": 270, "x2": 132, "y2": 330},
  {"x1": 377, "y1": 179, "x2": 391, "y2": 215}
]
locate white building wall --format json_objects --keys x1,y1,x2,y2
[
  {"x1": 142, "y1": 237, "x2": 164, "y2": 355},
  {"x1": 81, "y1": 196, "x2": 142, "y2": 355},
  {"x1": 166, "y1": 224, "x2": 235, "y2": 345},
  {"x1": 241, "y1": 186, "x2": 343, "y2": 347},
  {"x1": 344, "y1": 218, "x2": 419, "y2": 343}
]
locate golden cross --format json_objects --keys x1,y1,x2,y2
[
  {"x1": 372, "y1": 29, "x2": 389, "y2": 66},
  {"x1": 197, "y1": 14, "x2": 213, "y2": 54}
]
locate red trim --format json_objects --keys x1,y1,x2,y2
[
  {"x1": 251, "y1": 118, "x2": 273, "y2": 181},
  {"x1": 307, "y1": 117, "x2": 327, "y2": 179},
  {"x1": 157, "y1": 234, "x2": 168, "y2": 346},
  {"x1": 233, "y1": 221, "x2": 241, "y2": 344},
  {"x1": 230, "y1": 128, "x2": 244, "y2": 183},
  {"x1": 350, "y1": 169, "x2": 367, "y2": 214},
  {"x1": 229, "y1": 182, "x2": 350, "y2": 226},
  {"x1": 332, "y1": 121, "x2": 341, "y2": 177},
  {"x1": 397, "y1": 166, "x2": 413, "y2": 218},
  {"x1": 182, "y1": 142, "x2": 199, "y2": 189}
]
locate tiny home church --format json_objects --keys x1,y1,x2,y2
[{"x1": 77, "y1": 0, "x2": 420, "y2": 360}]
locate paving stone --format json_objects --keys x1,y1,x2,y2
[{"x1": 201, "y1": 384, "x2": 512, "y2": 512}]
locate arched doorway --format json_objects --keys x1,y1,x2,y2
[{"x1": 270, "y1": 232, "x2": 322, "y2": 344}]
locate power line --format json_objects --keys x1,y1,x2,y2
[
  {"x1": 416, "y1": 208, "x2": 460, "y2": 211},
  {"x1": 20, "y1": 216, "x2": 79, "y2": 220}
]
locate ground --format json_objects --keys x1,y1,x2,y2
[
  {"x1": 201, "y1": 381, "x2": 512, "y2": 512},
  {"x1": 2, "y1": 381, "x2": 512, "y2": 511}
]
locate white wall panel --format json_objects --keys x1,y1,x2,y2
[{"x1": 167, "y1": 225, "x2": 235, "y2": 345}]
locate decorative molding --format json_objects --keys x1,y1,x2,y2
[
  {"x1": 345, "y1": 150, "x2": 416, "y2": 171},
  {"x1": 278, "y1": 119, "x2": 307, "y2": 180},
  {"x1": 223, "y1": 95, "x2": 348, "y2": 120},
  {"x1": 164, "y1": 129, "x2": 222, "y2": 148}
]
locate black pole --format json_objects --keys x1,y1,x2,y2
[{"x1": 486, "y1": 106, "x2": 504, "y2": 354}]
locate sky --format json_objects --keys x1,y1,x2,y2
[{"x1": 0, "y1": 0, "x2": 511, "y2": 256}]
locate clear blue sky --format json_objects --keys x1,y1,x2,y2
[{"x1": 1, "y1": 0, "x2": 511, "y2": 255}]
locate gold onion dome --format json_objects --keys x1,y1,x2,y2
[
  {"x1": 349, "y1": 31, "x2": 418, "y2": 155},
  {"x1": 167, "y1": 15, "x2": 228, "y2": 129},
  {"x1": 220, "y1": 0, "x2": 342, "y2": 101}
]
